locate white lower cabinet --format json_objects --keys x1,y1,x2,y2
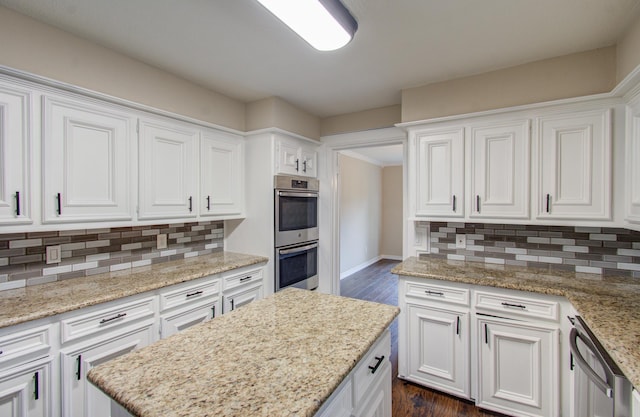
[
  {"x1": 160, "y1": 300, "x2": 219, "y2": 339},
  {"x1": 353, "y1": 361, "x2": 391, "y2": 417},
  {"x1": 60, "y1": 322, "x2": 155, "y2": 417},
  {"x1": 222, "y1": 267, "x2": 264, "y2": 313},
  {"x1": 477, "y1": 315, "x2": 559, "y2": 417},
  {"x1": 632, "y1": 389, "x2": 640, "y2": 417},
  {"x1": 0, "y1": 359, "x2": 51, "y2": 417}
]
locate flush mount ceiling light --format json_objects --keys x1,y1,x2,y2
[{"x1": 255, "y1": 0, "x2": 358, "y2": 51}]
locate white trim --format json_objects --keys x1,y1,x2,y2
[
  {"x1": 381, "y1": 254, "x2": 403, "y2": 261},
  {"x1": 245, "y1": 127, "x2": 320, "y2": 144},
  {"x1": 340, "y1": 256, "x2": 382, "y2": 280}
]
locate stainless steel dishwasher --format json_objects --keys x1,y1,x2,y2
[{"x1": 569, "y1": 315, "x2": 632, "y2": 417}]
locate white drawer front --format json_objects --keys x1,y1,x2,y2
[
  {"x1": 0, "y1": 325, "x2": 51, "y2": 369},
  {"x1": 60, "y1": 297, "x2": 156, "y2": 344},
  {"x1": 223, "y1": 268, "x2": 263, "y2": 291},
  {"x1": 353, "y1": 330, "x2": 391, "y2": 406},
  {"x1": 474, "y1": 290, "x2": 559, "y2": 321},
  {"x1": 159, "y1": 278, "x2": 220, "y2": 313},
  {"x1": 405, "y1": 280, "x2": 470, "y2": 307}
]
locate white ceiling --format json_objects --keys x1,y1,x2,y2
[{"x1": 1, "y1": 0, "x2": 639, "y2": 118}]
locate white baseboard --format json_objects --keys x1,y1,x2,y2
[
  {"x1": 340, "y1": 256, "x2": 382, "y2": 280},
  {"x1": 380, "y1": 254, "x2": 403, "y2": 261}
]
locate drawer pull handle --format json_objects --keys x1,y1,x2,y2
[
  {"x1": 211, "y1": 305, "x2": 216, "y2": 318},
  {"x1": 240, "y1": 276, "x2": 252, "y2": 282},
  {"x1": 546, "y1": 193, "x2": 551, "y2": 213},
  {"x1": 33, "y1": 371, "x2": 39, "y2": 400},
  {"x1": 501, "y1": 302, "x2": 527, "y2": 309},
  {"x1": 476, "y1": 195, "x2": 480, "y2": 213},
  {"x1": 456, "y1": 316, "x2": 460, "y2": 335},
  {"x1": 188, "y1": 196, "x2": 193, "y2": 212},
  {"x1": 484, "y1": 323, "x2": 489, "y2": 344},
  {"x1": 76, "y1": 355, "x2": 82, "y2": 380},
  {"x1": 425, "y1": 290, "x2": 444, "y2": 296},
  {"x1": 99, "y1": 312, "x2": 127, "y2": 324},
  {"x1": 230, "y1": 299, "x2": 235, "y2": 311},
  {"x1": 295, "y1": 159, "x2": 299, "y2": 172},
  {"x1": 452, "y1": 195, "x2": 456, "y2": 212},
  {"x1": 206, "y1": 195, "x2": 211, "y2": 211},
  {"x1": 186, "y1": 290, "x2": 203, "y2": 298},
  {"x1": 15, "y1": 191, "x2": 20, "y2": 216},
  {"x1": 56, "y1": 192, "x2": 62, "y2": 215},
  {"x1": 303, "y1": 160, "x2": 307, "y2": 173},
  {"x1": 368, "y1": 355, "x2": 385, "y2": 374}
]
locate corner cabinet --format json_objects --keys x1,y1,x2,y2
[
  {"x1": 469, "y1": 120, "x2": 530, "y2": 219},
  {"x1": 138, "y1": 118, "x2": 198, "y2": 220},
  {"x1": 0, "y1": 83, "x2": 32, "y2": 226},
  {"x1": 626, "y1": 96, "x2": 640, "y2": 224},
  {"x1": 42, "y1": 96, "x2": 135, "y2": 224},
  {"x1": 200, "y1": 130, "x2": 245, "y2": 218},
  {"x1": 411, "y1": 127, "x2": 465, "y2": 217},
  {"x1": 535, "y1": 108, "x2": 611, "y2": 220}
]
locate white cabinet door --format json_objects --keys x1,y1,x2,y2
[
  {"x1": 406, "y1": 304, "x2": 470, "y2": 399},
  {"x1": 299, "y1": 148, "x2": 317, "y2": 178},
  {"x1": 276, "y1": 140, "x2": 301, "y2": 176},
  {"x1": 60, "y1": 323, "x2": 154, "y2": 417},
  {"x1": 354, "y1": 362, "x2": 391, "y2": 417},
  {"x1": 477, "y1": 316, "x2": 559, "y2": 417},
  {"x1": 626, "y1": 99, "x2": 640, "y2": 223},
  {"x1": 222, "y1": 283, "x2": 263, "y2": 313},
  {"x1": 138, "y1": 118, "x2": 198, "y2": 220},
  {"x1": 200, "y1": 131, "x2": 244, "y2": 217},
  {"x1": 470, "y1": 120, "x2": 530, "y2": 219},
  {"x1": 537, "y1": 109, "x2": 611, "y2": 220},
  {"x1": 160, "y1": 298, "x2": 220, "y2": 339},
  {"x1": 0, "y1": 85, "x2": 31, "y2": 225},
  {"x1": 0, "y1": 360, "x2": 51, "y2": 417},
  {"x1": 414, "y1": 128, "x2": 464, "y2": 217},
  {"x1": 42, "y1": 96, "x2": 134, "y2": 223}
]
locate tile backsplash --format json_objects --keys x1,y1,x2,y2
[
  {"x1": 0, "y1": 221, "x2": 224, "y2": 289},
  {"x1": 424, "y1": 222, "x2": 640, "y2": 277}
]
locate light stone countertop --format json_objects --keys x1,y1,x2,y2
[
  {"x1": 0, "y1": 251, "x2": 268, "y2": 329},
  {"x1": 87, "y1": 288, "x2": 400, "y2": 417},
  {"x1": 392, "y1": 256, "x2": 640, "y2": 389}
]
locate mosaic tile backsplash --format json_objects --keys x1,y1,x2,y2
[
  {"x1": 425, "y1": 222, "x2": 640, "y2": 278},
  {"x1": 0, "y1": 221, "x2": 224, "y2": 289}
]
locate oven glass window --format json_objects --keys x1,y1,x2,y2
[
  {"x1": 278, "y1": 195, "x2": 317, "y2": 231},
  {"x1": 279, "y1": 246, "x2": 318, "y2": 289}
]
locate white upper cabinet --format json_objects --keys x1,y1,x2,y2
[
  {"x1": 200, "y1": 130, "x2": 244, "y2": 218},
  {"x1": 413, "y1": 127, "x2": 464, "y2": 217},
  {"x1": 138, "y1": 118, "x2": 198, "y2": 220},
  {"x1": 0, "y1": 84, "x2": 31, "y2": 225},
  {"x1": 626, "y1": 97, "x2": 640, "y2": 224},
  {"x1": 275, "y1": 136, "x2": 318, "y2": 178},
  {"x1": 469, "y1": 120, "x2": 530, "y2": 219},
  {"x1": 42, "y1": 96, "x2": 134, "y2": 223},
  {"x1": 536, "y1": 108, "x2": 611, "y2": 220}
]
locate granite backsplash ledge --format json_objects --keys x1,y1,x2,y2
[
  {"x1": 0, "y1": 220, "x2": 224, "y2": 290},
  {"x1": 424, "y1": 222, "x2": 640, "y2": 277}
]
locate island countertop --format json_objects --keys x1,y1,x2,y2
[
  {"x1": 392, "y1": 256, "x2": 640, "y2": 389},
  {"x1": 0, "y1": 251, "x2": 268, "y2": 329},
  {"x1": 87, "y1": 288, "x2": 400, "y2": 417}
]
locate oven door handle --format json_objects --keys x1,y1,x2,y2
[
  {"x1": 279, "y1": 243, "x2": 318, "y2": 255},
  {"x1": 278, "y1": 191, "x2": 318, "y2": 198},
  {"x1": 569, "y1": 328, "x2": 613, "y2": 398}
]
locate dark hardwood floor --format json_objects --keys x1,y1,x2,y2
[{"x1": 340, "y1": 259, "x2": 502, "y2": 417}]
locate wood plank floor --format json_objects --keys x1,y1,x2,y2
[{"x1": 340, "y1": 259, "x2": 503, "y2": 417}]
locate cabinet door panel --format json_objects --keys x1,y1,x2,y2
[
  {"x1": 0, "y1": 86, "x2": 31, "y2": 225},
  {"x1": 477, "y1": 316, "x2": 558, "y2": 417},
  {"x1": 277, "y1": 140, "x2": 301, "y2": 176},
  {"x1": 414, "y1": 128, "x2": 464, "y2": 217},
  {"x1": 200, "y1": 132, "x2": 244, "y2": 217},
  {"x1": 299, "y1": 148, "x2": 317, "y2": 177},
  {"x1": 61, "y1": 324, "x2": 154, "y2": 417},
  {"x1": 537, "y1": 109, "x2": 611, "y2": 219},
  {"x1": 160, "y1": 298, "x2": 220, "y2": 339},
  {"x1": 470, "y1": 121, "x2": 529, "y2": 219},
  {"x1": 626, "y1": 100, "x2": 640, "y2": 223},
  {"x1": 43, "y1": 97, "x2": 133, "y2": 223},
  {"x1": 0, "y1": 360, "x2": 50, "y2": 417},
  {"x1": 406, "y1": 304, "x2": 470, "y2": 399},
  {"x1": 138, "y1": 119, "x2": 197, "y2": 219}
]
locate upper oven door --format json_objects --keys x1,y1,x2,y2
[{"x1": 275, "y1": 190, "x2": 319, "y2": 247}]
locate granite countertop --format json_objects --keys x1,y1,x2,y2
[
  {"x1": 0, "y1": 251, "x2": 268, "y2": 329},
  {"x1": 87, "y1": 288, "x2": 400, "y2": 417},
  {"x1": 392, "y1": 256, "x2": 640, "y2": 389}
]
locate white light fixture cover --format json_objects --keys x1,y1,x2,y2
[{"x1": 255, "y1": 0, "x2": 358, "y2": 51}]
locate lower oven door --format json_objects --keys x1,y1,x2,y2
[{"x1": 276, "y1": 241, "x2": 319, "y2": 291}]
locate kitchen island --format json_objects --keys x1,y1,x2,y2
[{"x1": 87, "y1": 288, "x2": 400, "y2": 417}]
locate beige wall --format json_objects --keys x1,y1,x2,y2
[
  {"x1": 0, "y1": 6, "x2": 246, "y2": 130},
  {"x1": 339, "y1": 154, "x2": 381, "y2": 275},
  {"x1": 617, "y1": 15, "x2": 640, "y2": 83},
  {"x1": 401, "y1": 47, "x2": 617, "y2": 123},
  {"x1": 381, "y1": 166, "x2": 403, "y2": 258},
  {"x1": 246, "y1": 97, "x2": 320, "y2": 140},
  {"x1": 320, "y1": 105, "x2": 401, "y2": 136}
]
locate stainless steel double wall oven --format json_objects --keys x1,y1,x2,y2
[{"x1": 274, "y1": 175, "x2": 319, "y2": 291}]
